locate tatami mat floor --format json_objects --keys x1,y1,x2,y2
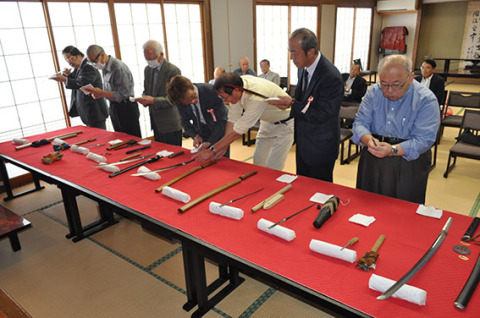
[{"x1": 1, "y1": 79, "x2": 479, "y2": 317}]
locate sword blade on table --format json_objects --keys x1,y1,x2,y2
[
  {"x1": 218, "y1": 188, "x2": 264, "y2": 208},
  {"x1": 91, "y1": 154, "x2": 155, "y2": 167},
  {"x1": 109, "y1": 155, "x2": 162, "y2": 178},
  {"x1": 130, "y1": 159, "x2": 195, "y2": 176},
  {"x1": 377, "y1": 217, "x2": 453, "y2": 301},
  {"x1": 83, "y1": 143, "x2": 106, "y2": 148},
  {"x1": 265, "y1": 203, "x2": 316, "y2": 231}
]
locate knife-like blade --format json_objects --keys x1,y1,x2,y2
[
  {"x1": 130, "y1": 159, "x2": 195, "y2": 176},
  {"x1": 218, "y1": 188, "x2": 264, "y2": 208},
  {"x1": 377, "y1": 217, "x2": 452, "y2": 301},
  {"x1": 92, "y1": 154, "x2": 155, "y2": 167}
]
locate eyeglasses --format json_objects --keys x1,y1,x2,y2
[
  {"x1": 64, "y1": 55, "x2": 75, "y2": 62},
  {"x1": 90, "y1": 51, "x2": 103, "y2": 63},
  {"x1": 380, "y1": 75, "x2": 410, "y2": 91}
]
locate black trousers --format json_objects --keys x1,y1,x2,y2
[
  {"x1": 356, "y1": 148, "x2": 431, "y2": 204},
  {"x1": 153, "y1": 129, "x2": 182, "y2": 146},
  {"x1": 296, "y1": 152, "x2": 335, "y2": 182},
  {"x1": 109, "y1": 100, "x2": 141, "y2": 137}
]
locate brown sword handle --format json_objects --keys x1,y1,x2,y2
[
  {"x1": 120, "y1": 152, "x2": 141, "y2": 161},
  {"x1": 251, "y1": 184, "x2": 292, "y2": 212},
  {"x1": 168, "y1": 151, "x2": 184, "y2": 158},
  {"x1": 371, "y1": 234, "x2": 386, "y2": 253},
  {"x1": 239, "y1": 170, "x2": 257, "y2": 180},
  {"x1": 178, "y1": 170, "x2": 257, "y2": 213},
  {"x1": 155, "y1": 160, "x2": 217, "y2": 193}
]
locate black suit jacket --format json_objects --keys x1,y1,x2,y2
[
  {"x1": 65, "y1": 58, "x2": 108, "y2": 126},
  {"x1": 177, "y1": 83, "x2": 228, "y2": 144},
  {"x1": 415, "y1": 73, "x2": 445, "y2": 105},
  {"x1": 341, "y1": 73, "x2": 367, "y2": 103},
  {"x1": 291, "y1": 56, "x2": 344, "y2": 166}
]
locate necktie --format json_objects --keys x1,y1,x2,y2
[
  {"x1": 152, "y1": 68, "x2": 159, "y2": 91},
  {"x1": 191, "y1": 104, "x2": 201, "y2": 130},
  {"x1": 302, "y1": 69, "x2": 309, "y2": 98}
]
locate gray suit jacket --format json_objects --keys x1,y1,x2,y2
[
  {"x1": 65, "y1": 58, "x2": 108, "y2": 126},
  {"x1": 143, "y1": 60, "x2": 182, "y2": 133}
]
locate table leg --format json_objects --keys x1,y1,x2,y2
[
  {"x1": 8, "y1": 232, "x2": 21, "y2": 252},
  {"x1": 0, "y1": 161, "x2": 44, "y2": 201}
]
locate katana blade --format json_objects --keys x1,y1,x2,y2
[
  {"x1": 377, "y1": 217, "x2": 452, "y2": 301},
  {"x1": 109, "y1": 155, "x2": 162, "y2": 178},
  {"x1": 130, "y1": 159, "x2": 195, "y2": 176},
  {"x1": 218, "y1": 188, "x2": 264, "y2": 208},
  {"x1": 265, "y1": 204, "x2": 315, "y2": 231},
  {"x1": 92, "y1": 154, "x2": 155, "y2": 167}
]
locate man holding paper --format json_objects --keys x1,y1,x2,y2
[
  {"x1": 85, "y1": 44, "x2": 142, "y2": 137},
  {"x1": 194, "y1": 73, "x2": 293, "y2": 170},
  {"x1": 166, "y1": 75, "x2": 229, "y2": 157},
  {"x1": 135, "y1": 40, "x2": 182, "y2": 146},
  {"x1": 50, "y1": 46, "x2": 108, "y2": 129}
]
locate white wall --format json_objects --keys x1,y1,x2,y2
[
  {"x1": 380, "y1": 13, "x2": 418, "y2": 62},
  {"x1": 211, "y1": 0, "x2": 254, "y2": 74},
  {"x1": 320, "y1": 5, "x2": 336, "y2": 61}
]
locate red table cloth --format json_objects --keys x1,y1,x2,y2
[{"x1": 1, "y1": 126, "x2": 479, "y2": 317}]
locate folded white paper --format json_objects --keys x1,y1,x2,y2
[
  {"x1": 12, "y1": 138, "x2": 29, "y2": 145},
  {"x1": 157, "y1": 150, "x2": 174, "y2": 157},
  {"x1": 416, "y1": 205, "x2": 443, "y2": 219},
  {"x1": 309, "y1": 239, "x2": 357, "y2": 263},
  {"x1": 100, "y1": 165, "x2": 120, "y2": 173},
  {"x1": 137, "y1": 166, "x2": 160, "y2": 181},
  {"x1": 70, "y1": 144, "x2": 89, "y2": 155},
  {"x1": 138, "y1": 139, "x2": 152, "y2": 145},
  {"x1": 162, "y1": 186, "x2": 190, "y2": 203},
  {"x1": 86, "y1": 152, "x2": 106, "y2": 163},
  {"x1": 349, "y1": 213, "x2": 376, "y2": 227},
  {"x1": 276, "y1": 174, "x2": 298, "y2": 183},
  {"x1": 257, "y1": 218, "x2": 296, "y2": 242},
  {"x1": 369, "y1": 274, "x2": 427, "y2": 306},
  {"x1": 129, "y1": 97, "x2": 142, "y2": 102},
  {"x1": 209, "y1": 202, "x2": 244, "y2": 220},
  {"x1": 79, "y1": 84, "x2": 93, "y2": 95},
  {"x1": 309, "y1": 193, "x2": 334, "y2": 204},
  {"x1": 108, "y1": 139, "x2": 123, "y2": 145}
]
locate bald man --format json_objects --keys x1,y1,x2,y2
[
  {"x1": 352, "y1": 55, "x2": 440, "y2": 204},
  {"x1": 233, "y1": 56, "x2": 256, "y2": 76},
  {"x1": 208, "y1": 66, "x2": 225, "y2": 85},
  {"x1": 135, "y1": 40, "x2": 182, "y2": 145}
]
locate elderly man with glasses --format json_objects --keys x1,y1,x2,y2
[
  {"x1": 352, "y1": 54, "x2": 440, "y2": 204},
  {"x1": 51, "y1": 45, "x2": 108, "y2": 129},
  {"x1": 84, "y1": 44, "x2": 141, "y2": 137}
]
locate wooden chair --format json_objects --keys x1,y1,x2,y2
[
  {"x1": 440, "y1": 91, "x2": 480, "y2": 137},
  {"x1": 444, "y1": 109, "x2": 480, "y2": 178}
]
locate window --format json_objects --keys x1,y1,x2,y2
[
  {"x1": 48, "y1": 1, "x2": 114, "y2": 129},
  {"x1": 290, "y1": 6, "x2": 317, "y2": 85},
  {"x1": 0, "y1": 1, "x2": 207, "y2": 142},
  {"x1": 256, "y1": 5, "x2": 288, "y2": 78},
  {"x1": 256, "y1": 4, "x2": 317, "y2": 85},
  {"x1": 334, "y1": 7, "x2": 372, "y2": 73},
  {"x1": 0, "y1": 1, "x2": 64, "y2": 141}
]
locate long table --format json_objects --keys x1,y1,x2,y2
[{"x1": 1, "y1": 126, "x2": 479, "y2": 317}]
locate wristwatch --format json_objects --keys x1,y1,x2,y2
[{"x1": 391, "y1": 145, "x2": 399, "y2": 156}]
